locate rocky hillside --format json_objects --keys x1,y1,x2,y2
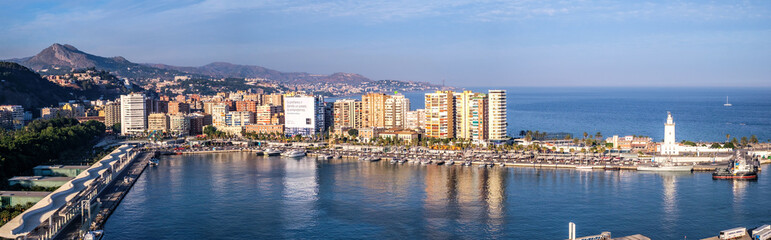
[
  {"x1": 0, "y1": 62, "x2": 73, "y2": 109},
  {"x1": 7, "y1": 44, "x2": 190, "y2": 80}
]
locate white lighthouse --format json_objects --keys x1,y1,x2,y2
[{"x1": 660, "y1": 112, "x2": 679, "y2": 155}]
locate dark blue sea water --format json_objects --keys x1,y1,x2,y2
[
  {"x1": 103, "y1": 153, "x2": 771, "y2": 240},
  {"x1": 330, "y1": 87, "x2": 771, "y2": 142}
]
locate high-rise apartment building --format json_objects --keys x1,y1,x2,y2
[
  {"x1": 148, "y1": 113, "x2": 169, "y2": 132},
  {"x1": 424, "y1": 91, "x2": 455, "y2": 139},
  {"x1": 283, "y1": 95, "x2": 325, "y2": 137},
  {"x1": 235, "y1": 100, "x2": 258, "y2": 112},
  {"x1": 487, "y1": 90, "x2": 507, "y2": 141},
  {"x1": 333, "y1": 99, "x2": 361, "y2": 130},
  {"x1": 225, "y1": 111, "x2": 255, "y2": 127},
  {"x1": 405, "y1": 109, "x2": 425, "y2": 131},
  {"x1": 470, "y1": 94, "x2": 488, "y2": 143},
  {"x1": 453, "y1": 90, "x2": 477, "y2": 140},
  {"x1": 169, "y1": 114, "x2": 190, "y2": 136},
  {"x1": 255, "y1": 105, "x2": 283, "y2": 125},
  {"x1": 262, "y1": 94, "x2": 284, "y2": 107},
  {"x1": 104, "y1": 102, "x2": 121, "y2": 127},
  {"x1": 384, "y1": 94, "x2": 410, "y2": 129},
  {"x1": 168, "y1": 101, "x2": 190, "y2": 115},
  {"x1": 212, "y1": 103, "x2": 229, "y2": 127},
  {"x1": 361, "y1": 93, "x2": 390, "y2": 128},
  {"x1": 120, "y1": 93, "x2": 147, "y2": 135}
]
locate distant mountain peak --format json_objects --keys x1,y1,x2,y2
[{"x1": 49, "y1": 43, "x2": 81, "y2": 52}]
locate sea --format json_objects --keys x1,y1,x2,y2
[
  {"x1": 329, "y1": 87, "x2": 771, "y2": 142},
  {"x1": 103, "y1": 153, "x2": 771, "y2": 239}
]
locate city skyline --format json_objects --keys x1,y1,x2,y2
[{"x1": 2, "y1": 0, "x2": 770, "y2": 87}]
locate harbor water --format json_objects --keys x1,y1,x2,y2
[{"x1": 103, "y1": 153, "x2": 771, "y2": 239}]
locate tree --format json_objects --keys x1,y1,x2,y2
[
  {"x1": 740, "y1": 136, "x2": 748, "y2": 147},
  {"x1": 724, "y1": 142, "x2": 736, "y2": 149},
  {"x1": 709, "y1": 143, "x2": 722, "y2": 148},
  {"x1": 750, "y1": 135, "x2": 758, "y2": 144},
  {"x1": 347, "y1": 128, "x2": 358, "y2": 138},
  {"x1": 595, "y1": 132, "x2": 602, "y2": 140},
  {"x1": 112, "y1": 123, "x2": 121, "y2": 133},
  {"x1": 583, "y1": 132, "x2": 588, "y2": 139},
  {"x1": 726, "y1": 134, "x2": 730, "y2": 143}
]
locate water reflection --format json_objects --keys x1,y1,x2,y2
[
  {"x1": 420, "y1": 166, "x2": 507, "y2": 238},
  {"x1": 732, "y1": 180, "x2": 748, "y2": 204},
  {"x1": 281, "y1": 158, "x2": 318, "y2": 236}
]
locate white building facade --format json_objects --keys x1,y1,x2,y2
[
  {"x1": 488, "y1": 90, "x2": 507, "y2": 141},
  {"x1": 384, "y1": 94, "x2": 410, "y2": 129},
  {"x1": 120, "y1": 93, "x2": 147, "y2": 135},
  {"x1": 284, "y1": 95, "x2": 325, "y2": 137}
]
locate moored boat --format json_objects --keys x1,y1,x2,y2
[
  {"x1": 264, "y1": 149, "x2": 282, "y2": 156},
  {"x1": 637, "y1": 156, "x2": 693, "y2": 172},
  {"x1": 282, "y1": 150, "x2": 306, "y2": 158},
  {"x1": 149, "y1": 158, "x2": 159, "y2": 166},
  {"x1": 713, "y1": 151, "x2": 758, "y2": 180}
]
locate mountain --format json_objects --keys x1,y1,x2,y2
[
  {"x1": 0, "y1": 62, "x2": 75, "y2": 109},
  {"x1": 145, "y1": 62, "x2": 371, "y2": 84},
  {"x1": 5, "y1": 44, "x2": 445, "y2": 94},
  {"x1": 7, "y1": 44, "x2": 190, "y2": 80}
]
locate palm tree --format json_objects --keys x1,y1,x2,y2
[
  {"x1": 726, "y1": 134, "x2": 730, "y2": 143},
  {"x1": 583, "y1": 132, "x2": 588, "y2": 139}
]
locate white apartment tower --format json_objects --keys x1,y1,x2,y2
[
  {"x1": 660, "y1": 112, "x2": 679, "y2": 155},
  {"x1": 384, "y1": 94, "x2": 410, "y2": 129},
  {"x1": 120, "y1": 93, "x2": 147, "y2": 135},
  {"x1": 212, "y1": 103, "x2": 229, "y2": 127},
  {"x1": 454, "y1": 90, "x2": 477, "y2": 140},
  {"x1": 487, "y1": 90, "x2": 507, "y2": 141}
]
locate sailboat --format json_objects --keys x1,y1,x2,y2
[{"x1": 723, "y1": 96, "x2": 732, "y2": 107}]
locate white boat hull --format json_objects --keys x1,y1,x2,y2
[{"x1": 637, "y1": 165, "x2": 693, "y2": 172}]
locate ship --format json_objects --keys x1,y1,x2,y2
[
  {"x1": 713, "y1": 151, "x2": 758, "y2": 180},
  {"x1": 637, "y1": 156, "x2": 693, "y2": 172}
]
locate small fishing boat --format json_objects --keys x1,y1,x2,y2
[{"x1": 148, "y1": 158, "x2": 159, "y2": 166}]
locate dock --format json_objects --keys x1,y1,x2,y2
[{"x1": 53, "y1": 151, "x2": 153, "y2": 240}]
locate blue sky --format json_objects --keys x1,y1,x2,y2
[{"x1": 1, "y1": 0, "x2": 770, "y2": 87}]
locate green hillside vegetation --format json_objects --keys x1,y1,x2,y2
[{"x1": 0, "y1": 118, "x2": 105, "y2": 181}]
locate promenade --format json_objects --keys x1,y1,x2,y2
[{"x1": 53, "y1": 151, "x2": 153, "y2": 240}]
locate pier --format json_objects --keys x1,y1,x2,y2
[
  {"x1": 53, "y1": 151, "x2": 154, "y2": 240},
  {"x1": 0, "y1": 145, "x2": 142, "y2": 240}
]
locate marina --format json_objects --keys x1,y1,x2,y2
[{"x1": 101, "y1": 152, "x2": 771, "y2": 239}]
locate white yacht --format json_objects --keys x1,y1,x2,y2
[
  {"x1": 264, "y1": 149, "x2": 282, "y2": 156},
  {"x1": 282, "y1": 150, "x2": 306, "y2": 158}
]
